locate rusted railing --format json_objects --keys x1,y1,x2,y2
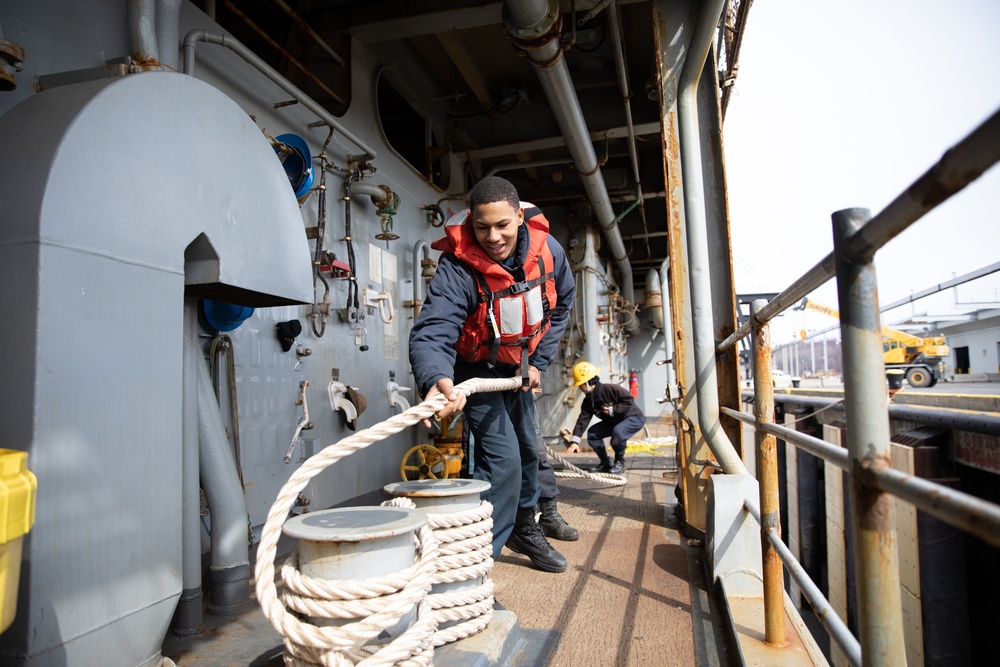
[{"x1": 705, "y1": 108, "x2": 1000, "y2": 665}]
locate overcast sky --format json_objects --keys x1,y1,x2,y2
[{"x1": 723, "y1": 0, "x2": 1000, "y2": 344}]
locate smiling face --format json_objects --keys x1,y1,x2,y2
[{"x1": 471, "y1": 200, "x2": 523, "y2": 262}]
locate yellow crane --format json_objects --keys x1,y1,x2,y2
[{"x1": 796, "y1": 298, "x2": 949, "y2": 387}]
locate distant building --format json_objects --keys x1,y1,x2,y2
[
  {"x1": 894, "y1": 308, "x2": 1000, "y2": 376},
  {"x1": 935, "y1": 308, "x2": 1000, "y2": 375}
]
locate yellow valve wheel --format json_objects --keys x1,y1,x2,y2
[{"x1": 400, "y1": 444, "x2": 450, "y2": 481}]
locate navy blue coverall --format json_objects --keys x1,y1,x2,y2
[{"x1": 409, "y1": 215, "x2": 575, "y2": 557}]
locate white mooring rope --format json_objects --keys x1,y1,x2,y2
[
  {"x1": 382, "y1": 497, "x2": 496, "y2": 646},
  {"x1": 255, "y1": 376, "x2": 522, "y2": 667},
  {"x1": 546, "y1": 444, "x2": 628, "y2": 487}
]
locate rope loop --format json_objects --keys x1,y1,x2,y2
[
  {"x1": 546, "y1": 444, "x2": 628, "y2": 486},
  {"x1": 255, "y1": 376, "x2": 522, "y2": 665}
]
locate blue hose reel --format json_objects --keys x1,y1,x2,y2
[{"x1": 274, "y1": 133, "x2": 314, "y2": 199}]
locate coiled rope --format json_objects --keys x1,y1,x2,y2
[
  {"x1": 382, "y1": 497, "x2": 495, "y2": 646},
  {"x1": 255, "y1": 376, "x2": 522, "y2": 666},
  {"x1": 546, "y1": 444, "x2": 628, "y2": 487}
]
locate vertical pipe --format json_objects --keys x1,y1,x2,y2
[
  {"x1": 750, "y1": 299, "x2": 786, "y2": 646},
  {"x1": 197, "y1": 357, "x2": 251, "y2": 616},
  {"x1": 660, "y1": 259, "x2": 676, "y2": 392},
  {"x1": 156, "y1": 0, "x2": 182, "y2": 70},
  {"x1": 581, "y1": 225, "x2": 603, "y2": 368},
  {"x1": 127, "y1": 0, "x2": 159, "y2": 63},
  {"x1": 607, "y1": 1, "x2": 642, "y2": 192},
  {"x1": 677, "y1": 0, "x2": 747, "y2": 475},
  {"x1": 832, "y1": 208, "x2": 906, "y2": 665},
  {"x1": 176, "y1": 299, "x2": 203, "y2": 635}
]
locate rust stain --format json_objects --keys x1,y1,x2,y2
[
  {"x1": 856, "y1": 456, "x2": 897, "y2": 532},
  {"x1": 130, "y1": 54, "x2": 163, "y2": 70}
]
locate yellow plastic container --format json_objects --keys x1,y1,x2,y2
[{"x1": 0, "y1": 449, "x2": 37, "y2": 635}]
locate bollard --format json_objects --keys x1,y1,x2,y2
[
  {"x1": 384, "y1": 479, "x2": 493, "y2": 646},
  {"x1": 886, "y1": 369, "x2": 904, "y2": 392},
  {"x1": 282, "y1": 506, "x2": 427, "y2": 643},
  {"x1": 383, "y1": 481, "x2": 491, "y2": 601}
]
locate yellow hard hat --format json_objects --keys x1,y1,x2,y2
[{"x1": 573, "y1": 361, "x2": 599, "y2": 386}]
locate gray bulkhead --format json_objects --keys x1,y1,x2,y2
[{"x1": 0, "y1": 1, "x2": 663, "y2": 664}]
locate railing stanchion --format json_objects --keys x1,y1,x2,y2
[
  {"x1": 833, "y1": 208, "x2": 906, "y2": 665},
  {"x1": 750, "y1": 299, "x2": 786, "y2": 646}
]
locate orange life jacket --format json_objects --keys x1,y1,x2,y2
[{"x1": 432, "y1": 204, "x2": 558, "y2": 369}]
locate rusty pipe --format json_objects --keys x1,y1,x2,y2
[
  {"x1": 220, "y1": 0, "x2": 344, "y2": 107},
  {"x1": 832, "y1": 207, "x2": 906, "y2": 664},
  {"x1": 271, "y1": 0, "x2": 345, "y2": 68},
  {"x1": 749, "y1": 299, "x2": 785, "y2": 646},
  {"x1": 127, "y1": 0, "x2": 159, "y2": 62},
  {"x1": 676, "y1": 0, "x2": 747, "y2": 475}
]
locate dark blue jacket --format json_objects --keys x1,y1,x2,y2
[
  {"x1": 409, "y1": 215, "x2": 576, "y2": 396},
  {"x1": 571, "y1": 380, "x2": 645, "y2": 440}
]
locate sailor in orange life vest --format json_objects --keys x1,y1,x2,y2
[
  {"x1": 568, "y1": 361, "x2": 646, "y2": 475},
  {"x1": 409, "y1": 176, "x2": 576, "y2": 573}
]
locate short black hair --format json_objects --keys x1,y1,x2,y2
[
  {"x1": 469, "y1": 176, "x2": 520, "y2": 213},
  {"x1": 589, "y1": 376, "x2": 600, "y2": 387}
]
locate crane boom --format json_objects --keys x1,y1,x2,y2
[{"x1": 794, "y1": 298, "x2": 949, "y2": 387}]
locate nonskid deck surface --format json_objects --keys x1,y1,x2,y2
[
  {"x1": 496, "y1": 451, "x2": 730, "y2": 667},
  {"x1": 165, "y1": 451, "x2": 729, "y2": 666}
]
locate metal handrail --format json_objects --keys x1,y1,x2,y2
[
  {"x1": 717, "y1": 108, "x2": 1000, "y2": 353},
  {"x1": 722, "y1": 407, "x2": 849, "y2": 469},
  {"x1": 722, "y1": 405, "x2": 1000, "y2": 550},
  {"x1": 743, "y1": 501, "x2": 863, "y2": 667}
]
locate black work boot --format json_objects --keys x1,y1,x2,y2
[
  {"x1": 538, "y1": 497, "x2": 579, "y2": 541},
  {"x1": 505, "y1": 507, "x2": 567, "y2": 572},
  {"x1": 591, "y1": 446, "x2": 613, "y2": 472},
  {"x1": 608, "y1": 460, "x2": 625, "y2": 475}
]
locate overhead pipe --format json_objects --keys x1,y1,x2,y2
[
  {"x1": 677, "y1": 0, "x2": 748, "y2": 475},
  {"x1": 127, "y1": 0, "x2": 159, "y2": 63},
  {"x1": 183, "y1": 30, "x2": 377, "y2": 161},
  {"x1": 607, "y1": 2, "x2": 643, "y2": 210},
  {"x1": 486, "y1": 157, "x2": 574, "y2": 178},
  {"x1": 197, "y1": 353, "x2": 251, "y2": 615},
  {"x1": 502, "y1": 0, "x2": 637, "y2": 327}
]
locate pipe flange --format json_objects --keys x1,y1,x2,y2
[{"x1": 502, "y1": 0, "x2": 562, "y2": 49}]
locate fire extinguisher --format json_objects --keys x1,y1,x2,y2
[{"x1": 628, "y1": 370, "x2": 639, "y2": 398}]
